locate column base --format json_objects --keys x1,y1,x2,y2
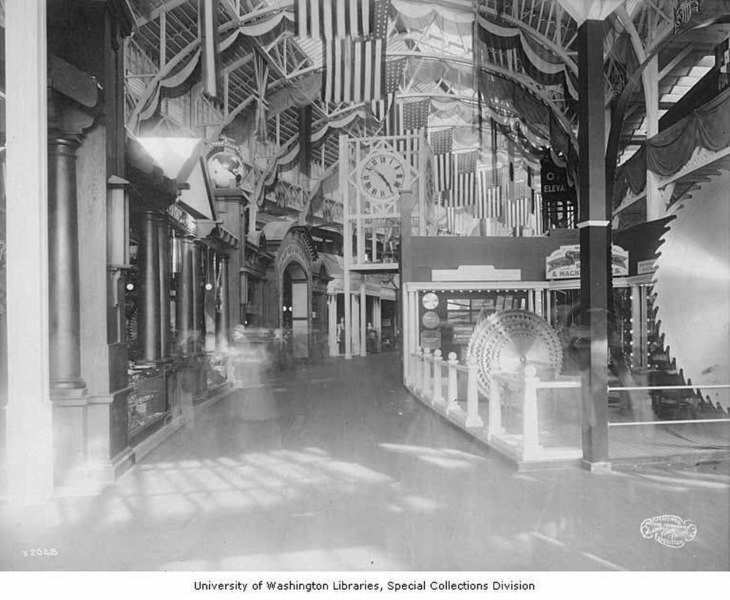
[{"x1": 581, "y1": 459, "x2": 613, "y2": 473}]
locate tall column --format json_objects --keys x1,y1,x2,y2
[
  {"x1": 191, "y1": 241, "x2": 202, "y2": 354},
  {"x1": 215, "y1": 256, "x2": 230, "y2": 350},
  {"x1": 351, "y1": 293, "x2": 360, "y2": 357},
  {"x1": 577, "y1": 20, "x2": 610, "y2": 467},
  {"x1": 5, "y1": 0, "x2": 54, "y2": 503},
  {"x1": 158, "y1": 217, "x2": 171, "y2": 359},
  {"x1": 328, "y1": 294, "x2": 338, "y2": 356},
  {"x1": 176, "y1": 236, "x2": 194, "y2": 355},
  {"x1": 644, "y1": 56, "x2": 663, "y2": 221},
  {"x1": 360, "y1": 283, "x2": 367, "y2": 356},
  {"x1": 48, "y1": 136, "x2": 86, "y2": 390},
  {"x1": 139, "y1": 210, "x2": 160, "y2": 363}
]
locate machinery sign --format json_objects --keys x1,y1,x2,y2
[{"x1": 546, "y1": 244, "x2": 629, "y2": 279}]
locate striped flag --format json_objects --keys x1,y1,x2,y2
[
  {"x1": 322, "y1": 0, "x2": 390, "y2": 103},
  {"x1": 453, "y1": 172, "x2": 476, "y2": 206},
  {"x1": 400, "y1": 98, "x2": 430, "y2": 133},
  {"x1": 430, "y1": 128, "x2": 453, "y2": 155},
  {"x1": 199, "y1": 0, "x2": 220, "y2": 98},
  {"x1": 434, "y1": 152, "x2": 454, "y2": 196},
  {"x1": 371, "y1": 57, "x2": 406, "y2": 123},
  {"x1": 297, "y1": 0, "x2": 375, "y2": 39},
  {"x1": 473, "y1": 171, "x2": 502, "y2": 219}
]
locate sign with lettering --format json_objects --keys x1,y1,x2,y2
[
  {"x1": 637, "y1": 259, "x2": 656, "y2": 275},
  {"x1": 452, "y1": 324, "x2": 475, "y2": 345},
  {"x1": 546, "y1": 244, "x2": 629, "y2": 280},
  {"x1": 540, "y1": 157, "x2": 575, "y2": 199},
  {"x1": 420, "y1": 330, "x2": 442, "y2": 350}
]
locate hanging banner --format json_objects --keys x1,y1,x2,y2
[
  {"x1": 546, "y1": 244, "x2": 629, "y2": 280},
  {"x1": 540, "y1": 157, "x2": 575, "y2": 200}
]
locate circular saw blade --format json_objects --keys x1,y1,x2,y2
[
  {"x1": 654, "y1": 170, "x2": 730, "y2": 411},
  {"x1": 467, "y1": 309, "x2": 563, "y2": 396}
]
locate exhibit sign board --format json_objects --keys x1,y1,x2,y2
[{"x1": 546, "y1": 244, "x2": 629, "y2": 279}]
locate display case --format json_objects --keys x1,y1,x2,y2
[{"x1": 127, "y1": 365, "x2": 168, "y2": 441}]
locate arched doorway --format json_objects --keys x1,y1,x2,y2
[{"x1": 282, "y1": 261, "x2": 309, "y2": 358}]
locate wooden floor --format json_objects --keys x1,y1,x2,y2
[
  {"x1": 1, "y1": 354, "x2": 728, "y2": 571},
  {"x1": 609, "y1": 421, "x2": 730, "y2": 462}
]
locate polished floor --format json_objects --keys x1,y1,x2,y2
[{"x1": 0, "y1": 354, "x2": 728, "y2": 571}]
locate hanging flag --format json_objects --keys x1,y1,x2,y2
[
  {"x1": 297, "y1": 0, "x2": 374, "y2": 39},
  {"x1": 430, "y1": 128, "x2": 453, "y2": 155},
  {"x1": 322, "y1": 0, "x2": 389, "y2": 103},
  {"x1": 435, "y1": 152, "x2": 454, "y2": 195},
  {"x1": 457, "y1": 150, "x2": 478, "y2": 174},
  {"x1": 453, "y1": 172, "x2": 476, "y2": 207},
  {"x1": 371, "y1": 57, "x2": 406, "y2": 123},
  {"x1": 400, "y1": 98, "x2": 430, "y2": 133},
  {"x1": 199, "y1": 0, "x2": 221, "y2": 99}
]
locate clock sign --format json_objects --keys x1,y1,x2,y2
[
  {"x1": 422, "y1": 292, "x2": 439, "y2": 310},
  {"x1": 359, "y1": 150, "x2": 407, "y2": 201}
]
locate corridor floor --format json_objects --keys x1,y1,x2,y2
[{"x1": 1, "y1": 354, "x2": 728, "y2": 571}]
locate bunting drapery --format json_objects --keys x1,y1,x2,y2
[{"x1": 613, "y1": 85, "x2": 730, "y2": 208}]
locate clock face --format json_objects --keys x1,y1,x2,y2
[
  {"x1": 359, "y1": 150, "x2": 407, "y2": 201},
  {"x1": 422, "y1": 292, "x2": 439, "y2": 310}
]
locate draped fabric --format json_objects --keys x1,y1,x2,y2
[
  {"x1": 477, "y1": 15, "x2": 577, "y2": 101},
  {"x1": 613, "y1": 86, "x2": 730, "y2": 207}
]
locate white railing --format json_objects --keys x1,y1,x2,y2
[
  {"x1": 407, "y1": 347, "x2": 582, "y2": 464},
  {"x1": 489, "y1": 373, "x2": 582, "y2": 462},
  {"x1": 407, "y1": 347, "x2": 484, "y2": 430}
]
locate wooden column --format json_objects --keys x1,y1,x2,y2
[
  {"x1": 4, "y1": 0, "x2": 54, "y2": 503},
  {"x1": 577, "y1": 19, "x2": 611, "y2": 467},
  {"x1": 644, "y1": 56, "x2": 663, "y2": 221},
  {"x1": 360, "y1": 283, "x2": 367, "y2": 356},
  {"x1": 48, "y1": 136, "x2": 86, "y2": 390},
  {"x1": 328, "y1": 294, "x2": 338, "y2": 356},
  {"x1": 139, "y1": 210, "x2": 161, "y2": 363},
  {"x1": 158, "y1": 217, "x2": 171, "y2": 359},
  {"x1": 176, "y1": 236, "x2": 194, "y2": 355},
  {"x1": 191, "y1": 241, "x2": 203, "y2": 354},
  {"x1": 216, "y1": 257, "x2": 230, "y2": 351}
]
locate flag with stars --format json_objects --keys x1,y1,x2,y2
[
  {"x1": 372, "y1": 57, "x2": 406, "y2": 122},
  {"x1": 322, "y1": 0, "x2": 390, "y2": 103},
  {"x1": 457, "y1": 150, "x2": 478, "y2": 174},
  {"x1": 430, "y1": 128, "x2": 453, "y2": 155},
  {"x1": 400, "y1": 98, "x2": 430, "y2": 133}
]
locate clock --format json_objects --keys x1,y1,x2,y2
[
  {"x1": 422, "y1": 292, "x2": 439, "y2": 310},
  {"x1": 359, "y1": 149, "x2": 407, "y2": 201}
]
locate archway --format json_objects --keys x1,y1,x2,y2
[{"x1": 282, "y1": 261, "x2": 309, "y2": 358}]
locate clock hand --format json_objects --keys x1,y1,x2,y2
[{"x1": 372, "y1": 169, "x2": 394, "y2": 194}]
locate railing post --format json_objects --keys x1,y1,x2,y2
[
  {"x1": 489, "y1": 376, "x2": 504, "y2": 437},
  {"x1": 522, "y1": 376, "x2": 541, "y2": 460},
  {"x1": 432, "y1": 349, "x2": 444, "y2": 407},
  {"x1": 413, "y1": 347, "x2": 423, "y2": 393},
  {"x1": 446, "y1": 352, "x2": 458, "y2": 414},
  {"x1": 465, "y1": 357, "x2": 484, "y2": 428},
  {"x1": 422, "y1": 348, "x2": 432, "y2": 399}
]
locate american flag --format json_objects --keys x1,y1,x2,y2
[
  {"x1": 456, "y1": 150, "x2": 478, "y2": 174},
  {"x1": 430, "y1": 128, "x2": 453, "y2": 155},
  {"x1": 400, "y1": 98, "x2": 430, "y2": 133},
  {"x1": 297, "y1": 0, "x2": 375, "y2": 39},
  {"x1": 371, "y1": 57, "x2": 406, "y2": 123},
  {"x1": 322, "y1": 0, "x2": 390, "y2": 103},
  {"x1": 472, "y1": 171, "x2": 502, "y2": 219},
  {"x1": 452, "y1": 172, "x2": 476, "y2": 206},
  {"x1": 434, "y1": 153, "x2": 454, "y2": 195}
]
